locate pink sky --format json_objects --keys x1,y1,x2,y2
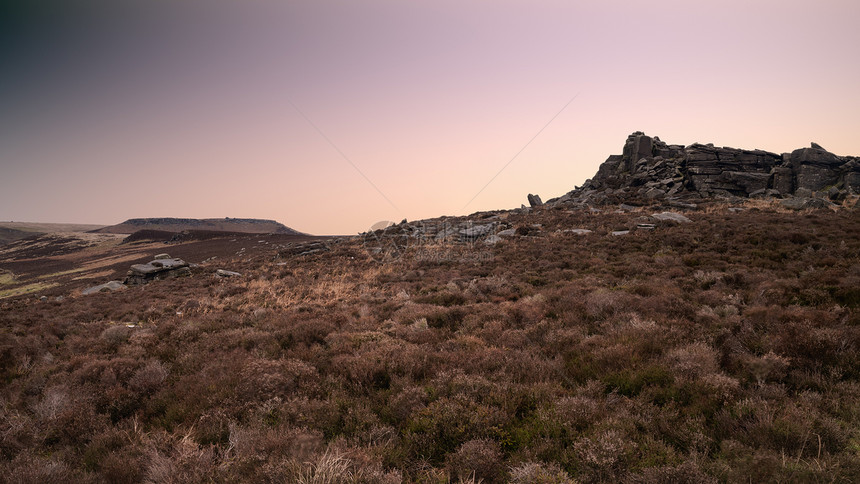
[{"x1": 2, "y1": 0, "x2": 859, "y2": 234}]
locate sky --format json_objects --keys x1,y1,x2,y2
[{"x1": 2, "y1": 0, "x2": 859, "y2": 235}]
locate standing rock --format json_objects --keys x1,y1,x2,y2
[
  {"x1": 527, "y1": 194, "x2": 543, "y2": 207},
  {"x1": 622, "y1": 132, "x2": 654, "y2": 171}
]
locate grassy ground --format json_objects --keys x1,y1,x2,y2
[{"x1": 1, "y1": 203, "x2": 859, "y2": 483}]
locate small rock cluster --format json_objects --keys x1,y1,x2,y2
[
  {"x1": 547, "y1": 132, "x2": 859, "y2": 209},
  {"x1": 279, "y1": 241, "x2": 332, "y2": 257},
  {"x1": 362, "y1": 216, "x2": 512, "y2": 245},
  {"x1": 124, "y1": 253, "x2": 191, "y2": 285}
]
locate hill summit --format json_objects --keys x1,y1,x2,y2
[
  {"x1": 548, "y1": 132, "x2": 859, "y2": 208},
  {"x1": 94, "y1": 217, "x2": 303, "y2": 235}
]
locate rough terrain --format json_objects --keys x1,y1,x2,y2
[{"x1": 1, "y1": 134, "x2": 859, "y2": 482}]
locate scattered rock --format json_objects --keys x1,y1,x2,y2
[
  {"x1": 667, "y1": 200, "x2": 698, "y2": 210},
  {"x1": 153, "y1": 253, "x2": 171, "y2": 260},
  {"x1": 497, "y1": 229, "x2": 516, "y2": 237},
  {"x1": 459, "y1": 224, "x2": 495, "y2": 240},
  {"x1": 82, "y1": 280, "x2": 126, "y2": 295},
  {"x1": 611, "y1": 230, "x2": 630, "y2": 236},
  {"x1": 483, "y1": 235, "x2": 502, "y2": 246},
  {"x1": 780, "y1": 197, "x2": 836, "y2": 211},
  {"x1": 565, "y1": 229, "x2": 593, "y2": 235},
  {"x1": 651, "y1": 212, "x2": 692, "y2": 223},
  {"x1": 280, "y1": 241, "x2": 331, "y2": 257},
  {"x1": 216, "y1": 269, "x2": 242, "y2": 277}
]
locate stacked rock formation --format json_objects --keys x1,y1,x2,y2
[
  {"x1": 124, "y1": 254, "x2": 191, "y2": 285},
  {"x1": 549, "y1": 132, "x2": 860, "y2": 207}
]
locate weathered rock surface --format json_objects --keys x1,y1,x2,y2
[
  {"x1": 779, "y1": 197, "x2": 837, "y2": 211},
  {"x1": 459, "y1": 224, "x2": 495, "y2": 240},
  {"x1": 82, "y1": 281, "x2": 126, "y2": 295},
  {"x1": 527, "y1": 194, "x2": 543, "y2": 207},
  {"x1": 125, "y1": 257, "x2": 190, "y2": 285},
  {"x1": 549, "y1": 132, "x2": 860, "y2": 207},
  {"x1": 651, "y1": 212, "x2": 692, "y2": 223},
  {"x1": 216, "y1": 269, "x2": 242, "y2": 277}
]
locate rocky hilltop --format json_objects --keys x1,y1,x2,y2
[
  {"x1": 94, "y1": 217, "x2": 303, "y2": 235},
  {"x1": 548, "y1": 132, "x2": 860, "y2": 209}
]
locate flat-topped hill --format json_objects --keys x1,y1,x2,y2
[{"x1": 93, "y1": 217, "x2": 303, "y2": 235}]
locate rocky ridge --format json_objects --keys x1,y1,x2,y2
[{"x1": 547, "y1": 132, "x2": 860, "y2": 208}]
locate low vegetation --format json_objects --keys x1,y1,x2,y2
[{"x1": 1, "y1": 203, "x2": 859, "y2": 482}]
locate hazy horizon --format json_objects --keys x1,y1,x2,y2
[{"x1": 2, "y1": 0, "x2": 859, "y2": 235}]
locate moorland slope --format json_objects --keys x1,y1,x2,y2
[{"x1": 0, "y1": 134, "x2": 859, "y2": 482}]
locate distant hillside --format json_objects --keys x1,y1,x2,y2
[
  {"x1": 0, "y1": 222, "x2": 107, "y2": 246},
  {"x1": 94, "y1": 217, "x2": 304, "y2": 235}
]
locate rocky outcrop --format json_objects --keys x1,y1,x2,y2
[
  {"x1": 124, "y1": 256, "x2": 191, "y2": 285},
  {"x1": 551, "y1": 132, "x2": 860, "y2": 207}
]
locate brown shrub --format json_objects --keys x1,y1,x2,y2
[{"x1": 446, "y1": 439, "x2": 506, "y2": 484}]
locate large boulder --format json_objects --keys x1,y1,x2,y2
[
  {"x1": 790, "y1": 144, "x2": 842, "y2": 166},
  {"x1": 125, "y1": 257, "x2": 190, "y2": 285},
  {"x1": 527, "y1": 194, "x2": 543, "y2": 207}
]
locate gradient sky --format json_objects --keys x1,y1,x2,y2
[{"x1": 2, "y1": 0, "x2": 859, "y2": 234}]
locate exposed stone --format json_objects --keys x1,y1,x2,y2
[
  {"x1": 794, "y1": 188, "x2": 814, "y2": 198},
  {"x1": 125, "y1": 258, "x2": 190, "y2": 285},
  {"x1": 527, "y1": 194, "x2": 543, "y2": 207},
  {"x1": 153, "y1": 253, "x2": 171, "y2": 260},
  {"x1": 280, "y1": 241, "x2": 331, "y2": 257},
  {"x1": 651, "y1": 212, "x2": 692, "y2": 223},
  {"x1": 780, "y1": 197, "x2": 836, "y2": 210},
  {"x1": 483, "y1": 235, "x2": 502, "y2": 246},
  {"x1": 796, "y1": 164, "x2": 840, "y2": 192},
  {"x1": 565, "y1": 229, "x2": 593, "y2": 235},
  {"x1": 459, "y1": 224, "x2": 495, "y2": 240},
  {"x1": 497, "y1": 229, "x2": 517, "y2": 237},
  {"x1": 770, "y1": 166, "x2": 794, "y2": 194},
  {"x1": 667, "y1": 200, "x2": 698, "y2": 210},
  {"x1": 611, "y1": 230, "x2": 630, "y2": 236},
  {"x1": 790, "y1": 145, "x2": 842, "y2": 166},
  {"x1": 82, "y1": 280, "x2": 126, "y2": 295},
  {"x1": 551, "y1": 132, "x2": 857, "y2": 207},
  {"x1": 216, "y1": 269, "x2": 242, "y2": 277},
  {"x1": 622, "y1": 132, "x2": 655, "y2": 171}
]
